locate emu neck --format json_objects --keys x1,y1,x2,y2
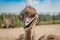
[
  {"x1": 25, "y1": 30, "x2": 32, "y2": 40},
  {"x1": 25, "y1": 19, "x2": 37, "y2": 40}
]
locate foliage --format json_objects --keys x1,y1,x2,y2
[
  {"x1": 0, "y1": 13, "x2": 60, "y2": 28},
  {"x1": 36, "y1": 13, "x2": 60, "y2": 25}
]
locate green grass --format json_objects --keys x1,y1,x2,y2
[
  {"x1": 36, "y1": 20, "x2": 60, "y2": 25},
  {"x1": 55, "y1": 20, "x2": 60, "y2": 24},
  {"x1": 15, "y1": 20, "x2": 23, "y2": 27}
]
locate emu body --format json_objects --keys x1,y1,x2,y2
[{"x1": 2, "y1": 13, "x2": 15, "y2": 28}]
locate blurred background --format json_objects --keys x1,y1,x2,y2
[
  {"x1": 0, "y1": 0, "x2": 60, "y2": 28},
  {"x1": 0, "y1": 12, "x2": 60, "y2": 28}
]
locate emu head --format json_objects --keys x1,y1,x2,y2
[{"x1": 20, "y1": 6, "x2": 38, "y2": 31}]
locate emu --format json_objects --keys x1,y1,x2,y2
[
  {"x1": 39, "y1": 34, "x2": 60, "y2": 40},
  {"x1": 2, "y1": 13, "x2": 15, "y2": 28},
  {"x1": 2, "y1": 13, "x2": 9, "y2": 28},
  {"x1": 20, "y1": 6, "x2": 38, "y2": 40}
]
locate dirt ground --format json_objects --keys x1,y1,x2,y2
[{"x1": 0, "y1": 24, "x2": 60, "y2": 40}]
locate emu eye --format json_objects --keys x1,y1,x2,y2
[
  {"x1": 20, "y1": 14, "x2": 24, "y2": 20},
  {"x1": 30, "y1": 14, "x2": 36, "y2": 18}
]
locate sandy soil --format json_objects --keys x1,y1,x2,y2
[{"x1": 0, "y1": 24, "x2": 60, "y2": 40}]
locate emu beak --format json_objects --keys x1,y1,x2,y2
[{"x1": 23, "y1": 17, "x2": 36, "y2": 29}]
